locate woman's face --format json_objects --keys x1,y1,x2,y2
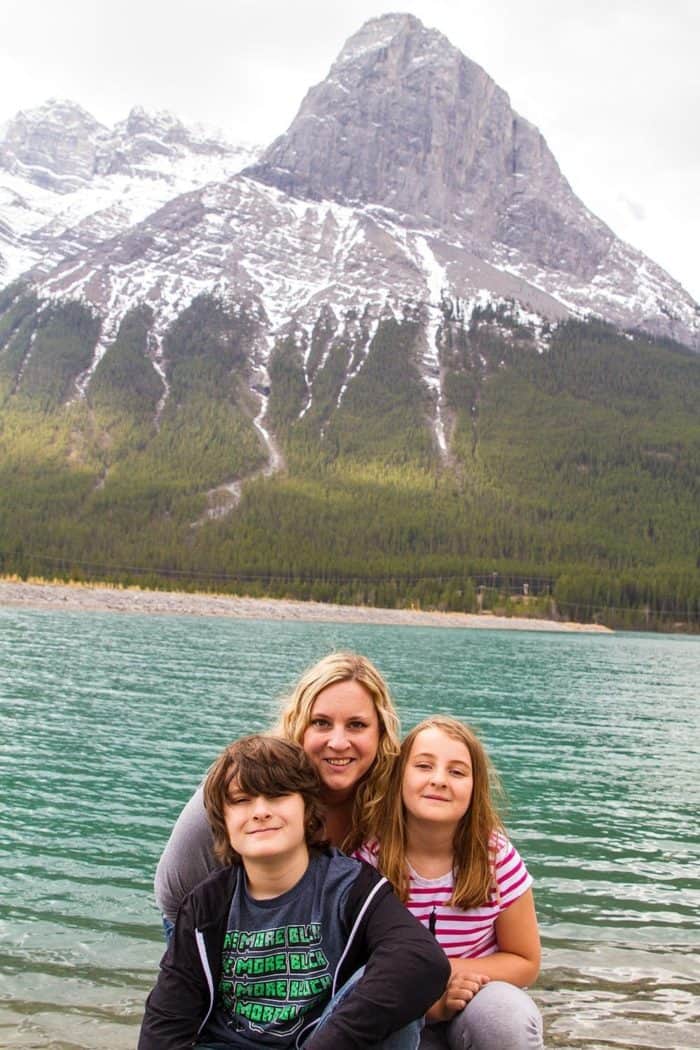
[
  {"x1": 302, "y1": 679, "x2": 380, "y2": 800},
  {"x1": 401, "y1": 727, "x2": 474, "y2": 828}
]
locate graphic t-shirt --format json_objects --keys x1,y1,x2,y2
[{"x1": 200, "y1": 852, "x2": 357, "y2": 1048}]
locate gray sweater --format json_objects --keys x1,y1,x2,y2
[{"x1": 154, "y1": 785, "x2": 221, "y2": 921}]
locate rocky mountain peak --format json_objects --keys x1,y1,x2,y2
[
  {"x1": 6, "y1": 97, "x2": 105, "y2": 134},
  {"x1": 121, "y1": 105, "x2": 180, "y2": 133},
  {"x1": 101, "y1": 106, "x2": 231, "y2": 174},
  {"x1": 246, "y1": 12, "x2": 589, "y2": 267},
  {"x1": 242, "y1": 12, "x2": 700, "y2": 349},
  {"x1": 248, "y1": 12, "x2": 496, "y2": 225},
  {"x1": 0, "y1": 99, "x2": 109, "y2": 191},
  {"x1": 330, "y1": 12, "x2": 429, "y2": 67}
]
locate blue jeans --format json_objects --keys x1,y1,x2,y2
[
  {"x1": 196, "y1": 967, "x2": 423, "y2": 1049},
  {"x1": 162, "y1": 915, "x2": 175, "y2": 943},
  {"x1": 311, "y1": 967, "x2": 422, "y2": 1049}
]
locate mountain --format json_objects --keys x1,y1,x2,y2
[
  {"x1": 248, "y1": 13, "x2": 698, "y2": 348},
  {"x1": 0, "y1": 98, "x2": 260, "y2": 285},
  {"x1": 0, "y1": 15, "x2": 699, "y2": 629}
]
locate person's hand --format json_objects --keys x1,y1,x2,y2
[{"x1": 426, "y1": 971, "x2": 490, "y2": 1021}]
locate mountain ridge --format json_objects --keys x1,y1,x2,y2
[
  {"x1": 1, "y1": 15, "x2": 698, "y2": 357},
  {"x1": 0, "y1": 98, "x2": 261, "y2": 286}
]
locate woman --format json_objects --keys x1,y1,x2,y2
[
  {"x1": 357, "y1": 716, "x2": 543, "y2": 1050},
  {"x1": 154, "y1": 651, "x2": 400, "y2": 929}
]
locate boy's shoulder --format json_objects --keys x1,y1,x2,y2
[
  {"x1": 180, "y1": 862, "x2": 241, "y2": 926},
  {"x1": 311, "y1": 847, "x2": 388, "y2": 910},
  {"x1": 311, "y1": 845, "x2": 379, "y2": 885},
  {"x1": 180, "y1": 849, "x2": 387, "y2": 928}
]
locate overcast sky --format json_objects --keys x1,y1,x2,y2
[{"x1": 2, "y1": 0, "x2": 698, "y2": 300}]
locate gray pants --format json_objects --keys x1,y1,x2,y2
[{"x1": 419, "y1": 981, "x2": 543, "y2": 1050}]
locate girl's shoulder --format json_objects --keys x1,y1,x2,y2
[
  {"x1": 488, "y1": 829, "x2": 526, "y2": 862},
  {"x1": 353, "y1": 839, "x2": 380, "y2": 868},
  {"x1": 488, "y1": 830, "x2": 533, "y2": 900},
  {"x1": 488, "y1": 829, "x2": 510, "y2": 860}
]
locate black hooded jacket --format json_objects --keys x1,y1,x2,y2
[{"x1": 139, "y1": 849, "x2": 449, "y2": 1050}]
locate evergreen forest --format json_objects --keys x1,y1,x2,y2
[{"x1": 0, "y1": 282, "x2": 698, "y2": 631}]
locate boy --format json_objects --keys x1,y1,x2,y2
[{"x1": 139, "y1": 735, "x2": 449, "y2": 1049}]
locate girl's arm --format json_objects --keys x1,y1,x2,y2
[
  {"x1": 451, "y1": 889, "x2": 541, "y2": 987},
  {"x1": 426, "y1": 890, "x2": 540, "y2": 1021}
]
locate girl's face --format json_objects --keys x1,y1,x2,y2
[
  {"x1": 402, "y1": 727, "x2": 473, "y2": 828},
  {"x1": 302, "y1": 679, "x2": 380, "y2": 800}
]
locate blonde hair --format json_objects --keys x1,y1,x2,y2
[
  {"x1": 375, "y1": 716, "x2": 504, "y2": 909},
  {"x1": 276, "y1": 652, "x2": 400, "y2": 852}
]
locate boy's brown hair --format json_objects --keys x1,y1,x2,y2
[{"x1": 203, "y1": 735, "x2": 327, "y2": 865}]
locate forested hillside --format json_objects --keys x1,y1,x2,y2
[{"x1": 1, "y1": 285, "x2": 698, "y2": 630}]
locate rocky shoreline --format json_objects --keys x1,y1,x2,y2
[{"x1": 0, "y1": 579, "x2": 611, "y2": 632}]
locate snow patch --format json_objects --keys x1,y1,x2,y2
[
  {"x1": 13, "y1": 324, "x2": 39, "y2": 391},
  {"x1": 407, "y1": 234, "x2": 448, "y2": 455},
  {"x1": 335, "y1": 314, "x2": 380, "y2": 410}
]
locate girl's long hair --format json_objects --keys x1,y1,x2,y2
[
  {"x1": 375, "y1": 716, "x2": 505, "y2": 909},
  {"x1": 276, "y1": 651, "x2": 400, "y2": 852}
]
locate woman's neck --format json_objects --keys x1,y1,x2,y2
[
  {"x1": 405, "y1": 816, "x2": 456, "y2": 878},
  {"x1": 320, "y1": 789, "x2": 354, "y2": 848}
]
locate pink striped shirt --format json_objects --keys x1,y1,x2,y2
[{"x1": 355, "y1": 834, "x2": 532, "y2": 958}]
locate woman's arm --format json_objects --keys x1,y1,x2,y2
[
  {"x1": 154, "y1": 784, "x2": 220, "y2": 922},
  {"x1": 451, "y1": 889, "x2": 541, "y2": 986}
]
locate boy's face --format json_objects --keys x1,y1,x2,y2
[{"x1": 223, "y1": 784, "x2": 308, "y2": 864}]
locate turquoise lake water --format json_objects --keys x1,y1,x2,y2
[{"x1": 1, "y1": 606, "x2": 699, "y2": 1049}]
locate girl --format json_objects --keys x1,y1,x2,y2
[
  {"x1": 357, "y1": 716, "x2": 544, "y2": 1050},
  {"x1": 155, "y1": 652, "x2": 400, "y2": 928}
]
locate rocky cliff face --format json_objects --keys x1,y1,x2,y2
[
  {"x1": 247, "y1": 13, "x2": 698, "y2": 346},
  {"x1": 249, "y1": 14, "x2": 612, "y2": 271},
  {"x1": 0, "y1": 100, "x2": 108, "y2": 192}
]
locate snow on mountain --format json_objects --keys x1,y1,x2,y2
[
  {"x1": 30, "y1": 172, "x2": 574, "y2": 452},
  {"x1": 0, "y1": 99, "x2": 261, "y2": 286},
  {"x1": 2, "y1": 14, "x2": 699, "y2": 457},
  {"x1": 248, "y1": 14, "x2": 700, "y2": 350}
]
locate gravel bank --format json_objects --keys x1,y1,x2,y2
[{"x1": 0, "y1": 579, "x2": 611, "y2": 632}]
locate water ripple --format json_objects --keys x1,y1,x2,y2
[{"x1": 2, "y1": 610, "x2": 699, "y2": 1048}]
